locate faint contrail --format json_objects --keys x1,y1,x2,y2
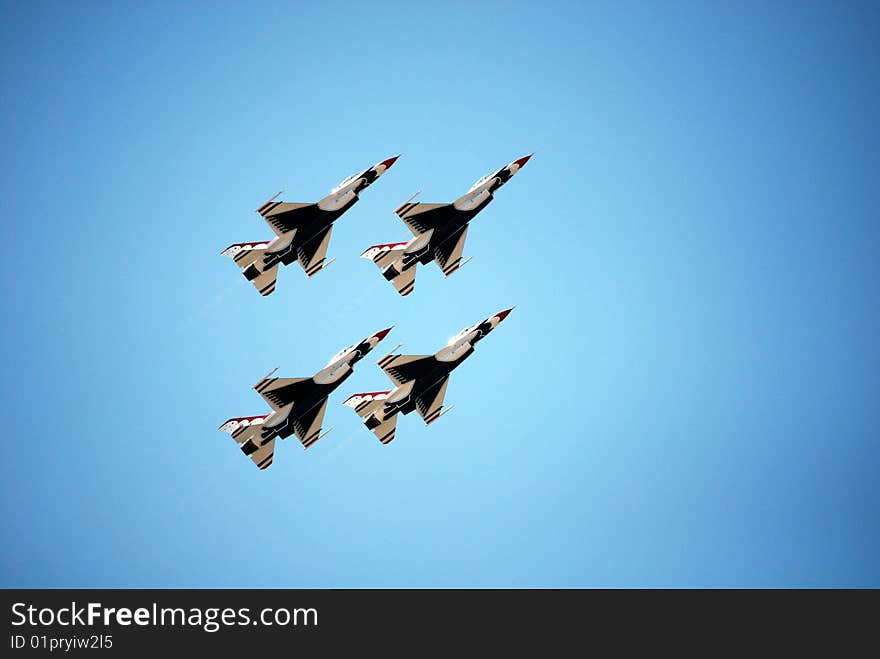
[
  {"x1": 316, "y1": 285, "x2": 383, "y2": 338},
  {"x1": 178, "y1": 276, "x2": 246, "y2": 332}
]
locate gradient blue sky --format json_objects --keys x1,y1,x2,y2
[{"x1": 1, "y1": 1, "x2": 878, "y2": 587}]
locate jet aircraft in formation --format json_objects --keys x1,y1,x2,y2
[
  {"x1": 220, "y1": 310, "x2": 512, "y2": 469},
  {"x1": 361, "y1": 155, "x2": 531, "y2": 296},
  {"x1": 343, "y1": 308, "x2": 513, "y2": 444},
  {"x1": 219, "y1": 328, "x2": 392, "y2": 469},
  {"x1": 222, "y1": 156, "x2": 398, "y2": 296},
  {"x1": 219, "y1": 154, "x2": 530, "y2": 470}
]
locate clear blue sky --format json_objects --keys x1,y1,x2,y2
[{"x1": 1, "y1": 1, "x2": 878, "y2": 587}]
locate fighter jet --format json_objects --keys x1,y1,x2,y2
[
  {"x1": 219, "y1": 327, "x2": 392, "y2": 469},
  {"x1": 360, "y1": 155, "x2": 531, "y2": 296},
  {"x1": 222, "y1": 156, "x2": 399, "y2": 296},
  {"x1": 343, "y1": 309, "x2": 513, "y2": 444}
]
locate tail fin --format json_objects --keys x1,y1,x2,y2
[
  {"x1": 361, "y1": 242, "x2": 417, "y2": 296},
  {"x1": 343, "y1": 392, "x2": 399, "y2": 444}
]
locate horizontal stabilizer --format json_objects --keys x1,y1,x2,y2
[
  {"x1": 361, "y1": 241, "x2": 416, "y2": 295},
  {"x1": 218, "y1": 414, "x2": 273, "y2": 436},
  {"x1": 221, "y1": 241, "x2": 272, "y2": 261},
  {"x1": 361, "y1": 241, "x2": 408, "y2": 265},
  {"x1": 343, "y1": 392, "x2": 398, "y2": 444},
  {"x1": 248, "y1": 264, "x2": 278, "y2": 296},
  {"x1": 219, "y1": 414, "x2": 276, "y2": 470},
  {"x1": 383, "y1": 261, "x2": 416, "y2": 296}
]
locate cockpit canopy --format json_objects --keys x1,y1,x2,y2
[
  {"x1": 331, "y1": 171, "x2": 362, "y2": 194},
  {"x1": 326, "y1": 344, "x2": 355, "y2": 366},
  {"x1": 467, "y1": 173, "x2": 494, "y2": 194},
  {"x1": 447, "y1": 324, "x2": 477, "y2": 346}
]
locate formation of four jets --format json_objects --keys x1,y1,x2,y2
[{"x1": 218, "y1": 154, "x2": 531, "y2": 469}]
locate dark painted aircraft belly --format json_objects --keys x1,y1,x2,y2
[
  {"x1": 426, "y1": 199, "x2": 491, "y2": 262},
  {"x1": 435, "y1": 218, "x2": 468, "y2": 243},
  {"x1": 269, "y1": 196, "x2": 359, "y2": 267},
  {"x1": 400, "y1": 360, "x2": 462, "y2": 416},
  {"x1": 264, "y1": 381, "x2": 339, "y2": 441}
]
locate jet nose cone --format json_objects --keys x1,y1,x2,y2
[
  {"x1": 512, "y1": 154, "x2": 533, "y2": 169},
  {"x1": 494, "y1": 308, "x2": 515, "y2": 322},
  {"x1": 373, "y1": 326, "x2": 394, "y2": 341},
  {"x1": 379, "y1": 155, "x2": 400, "y2": 170}
]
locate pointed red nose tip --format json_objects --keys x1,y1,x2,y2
[
  {"x1": 512, "y1": 154, "x2": 532, "y2": 168},
  {"x1": 495, "y1": 308, "x2": 514, "y2": 321},
  {"x1": 373, "y1": 327, "x2": 394, "y2": 341},
  {"x1": 380, "y1": 155, "x2": 400, "y2": 169}
]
